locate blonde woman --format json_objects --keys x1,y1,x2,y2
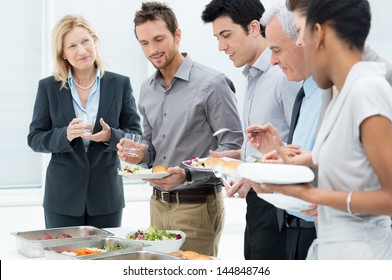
[{"x1": 28, "y1": 15, "x2": 141, "y2": 228}]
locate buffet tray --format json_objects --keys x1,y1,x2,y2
[
  {"x1": 11, "y1": 226, "x2": 114, "y2": 258},
  {"x1": 43, "y1": 237, "x2": 147, "y2": 260},
  {"x1": 82, "y1": 250, "x2": 185, "y2": 260}
]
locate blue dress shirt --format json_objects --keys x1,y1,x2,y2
[
  {"x1": 287, "y1": 75, "x2": 323, "y2": 221},
  {"x1": 67, "y1": 69, "x2": 101, "y2": 151}
]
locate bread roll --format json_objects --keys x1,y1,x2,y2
[
  {"x1": 169, "y1": 251, "x2": 184, "y2": 258},
  {"x1": 182, "y1": 250, "x2": 199, "y2": 260},
  {"x1": 191, "y1": 254, "x2": 214, "y2": 260},
  {"x1": 222, "y1": 160, "x2": 240, "y2": 173},
  {"x1": 152, "y1": 164, "x2": 169, "y2": 173},
  {"x1": 204, "y1": 157, "x2": 225, "y2": 168}
]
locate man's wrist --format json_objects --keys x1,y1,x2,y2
[{"x1": 184, "y1": 168, "x2": 193, "y2": 184}]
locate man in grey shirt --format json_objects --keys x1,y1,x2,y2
[
  {"x1": 202, "y1": 0, "x2": 301, "y2": 259},
  {"x1": 117, "y1": 2, "x2": 243, "y2": 256}
]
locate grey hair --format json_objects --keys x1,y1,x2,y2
[{"x1": 260, "y1": 4, "x2": 298, "y2": 41}]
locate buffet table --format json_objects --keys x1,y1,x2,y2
[
  {"x1": 2, "y1": 225, "x2": 245, "y2": 260},
  {"x1": 2, "y1": 227, "x2": 143, "y2": 260}
]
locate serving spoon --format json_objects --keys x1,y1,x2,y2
[{"x1": 212, "y1": 128, "x2": 262, "y2": 137}]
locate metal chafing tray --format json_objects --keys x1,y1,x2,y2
[
  {"x1": 43, "y1": 237, "x2": 147, "y2": 260},
  {"x1": 10, "y1": 226, "x2": 114, "y2": 258},
  {"x1": 82, "y1": 250, "x2": 185, "y2": 260}
]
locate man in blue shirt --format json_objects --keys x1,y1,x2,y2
[{"x1": 258, "y1": 5, "x2": 324, "y2": 259}]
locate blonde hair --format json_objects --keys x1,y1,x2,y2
[{"x1": 51, "y1": 15, "x2": 105, "y2": 88}]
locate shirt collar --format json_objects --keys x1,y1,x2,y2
[
  {"x1": 242, "y1": 47, "x2": 272, "y2": 78},
  {"x1": 149, "y1": 53, "x2": 191, "y2": 85},
  {"x1": 303, "y1": 75, "x2": 318, "y2": 99}
]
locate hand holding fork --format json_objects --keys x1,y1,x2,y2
[{"x1": 212, "y1": 169, "x2": 240, "y2": 198}]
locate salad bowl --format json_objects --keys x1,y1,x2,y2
[{"x1": 126, "y1": 226, "x2": 186, "y2": 253}]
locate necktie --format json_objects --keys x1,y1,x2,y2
[
  {"x1": 287, "y1": 87, "x2": 305, "y2": 144},
  {"x1": 277, "y1": 86, "x2": 305, "y2": 231}
]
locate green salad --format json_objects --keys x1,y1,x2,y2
[{"x1": 127, "y1": 226, "x2": 182, "y2": 241}]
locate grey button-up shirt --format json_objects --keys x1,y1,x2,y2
[
  {"x1": 241, "y1": 48, "x2": 302, "y2": 161},
  {"x1": 139, "y1": 54, "x2": 243, "y2": 190}
]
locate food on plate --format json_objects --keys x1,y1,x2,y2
[
  {"x1": 222, "y1": 160, "x2": 240, "y2": 173},
  {"x1": 127, "y1": 225, "x2": 182, "y2": 241},
  {"x1": 122, "y1": 166, "x2": 141, "y2": 173},
  {"x1": 204, "y1": 157, "x2": 226, "y2": 168},
  {"x1": 120, "y1": 166, "x2": 151, "y2": 174},
  {"x1": 183, "y1": 157, "x2": 206, "y2": 168},
  {"x1": 152, "y1": 164, "x2": 169, "y2": 173}
]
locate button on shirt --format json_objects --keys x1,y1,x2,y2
[
  {"x1": 68, "y1": 69, "x2": 101, "y2": 152},
  {"x1": 138, "y1": 54, "x2": 243, "y2": 190},
  {"x1": 241, "y1": 48, "x2": 302, "y2": 161},
  {"x1": 287, "y1": 75, "x2": 323, "y2": 221}
]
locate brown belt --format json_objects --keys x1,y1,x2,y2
[{"x1": 153, "y1": 186, "x2": 222, "y2": 204}]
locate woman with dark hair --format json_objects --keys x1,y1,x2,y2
[{"x1": 257, "y1": 0, "x2": 392, "y2": 259}]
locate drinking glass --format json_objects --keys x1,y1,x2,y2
[
  {"x1": 123, "y1": 133, "x2": 142, "y2": 157},
  {"x1": 79, "y1": 113, "x2": 95, "y2": 134}
]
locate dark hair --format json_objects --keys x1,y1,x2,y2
[
  {"x1": 306, "y1": 0, "x2": 371, "y2": 50},
  {"x1": 134, "y1": 1, "x2": 178, "y2": 38},
  {"x1": 286, "y1": 0, "x2": 309, "y2": 15},
  {"x1": 201, "y1": 0, "x2": 266, "y2": 36}
]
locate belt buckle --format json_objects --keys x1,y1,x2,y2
[{"x1": 160, "y1": 191, "x2": 171, "y2": 203}]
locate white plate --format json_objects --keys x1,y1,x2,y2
[
  {"x1": 118, "y1": 169, "x2": 170, "y2": 180},
  {"x1": 257, "y1": 193, "x2": 312, "y2": 212},
  {"x1": 182, "y1": 157, "x2": 241, "y2": 173},
  {"x1": 237, "y1": 162, "x2": 314, "y2": 184},
  {"x1": 182, "y1": 157, "x2": 211, "y2": 172}
]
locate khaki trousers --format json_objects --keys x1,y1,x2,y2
[{"x1": 150, "y1": 190, "x2": 225, "y2": 257}]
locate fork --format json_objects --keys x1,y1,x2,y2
[
  {"x1": 213, "y1": 128, "x2": 262, "y2": 137},
  {"x1": 212, "y1": 169, "x2": 230, "y2": 186},
  {"x1": 212, "y1": 169, "x2": 240, "y2": 198}
]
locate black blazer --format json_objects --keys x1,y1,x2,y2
[{"x1": 28, "y1": 71, "x2": 141, "y2": 216}]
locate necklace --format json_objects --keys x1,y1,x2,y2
[{"x1": 72, "y1": 76, "x2": 95, "y2": 90}]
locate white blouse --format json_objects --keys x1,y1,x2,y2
[{"x1": 310, "y1": 61, "x2": 392, "y2": 259}]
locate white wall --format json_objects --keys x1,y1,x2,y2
[{"x1": 42, "y1": 0, "x2": 392, "y2": 126}]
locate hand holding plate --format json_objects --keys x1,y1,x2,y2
[{"x1": 144, "y1": 166, "x2": 184, "y2": 191}]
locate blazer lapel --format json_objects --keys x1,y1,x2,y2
[
  {"x1": 57, "y1": 84, "x2": 76, "y2": 124},
  {"x1": 95, "y1": 74, "x2": 116, "y2": 132}
]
